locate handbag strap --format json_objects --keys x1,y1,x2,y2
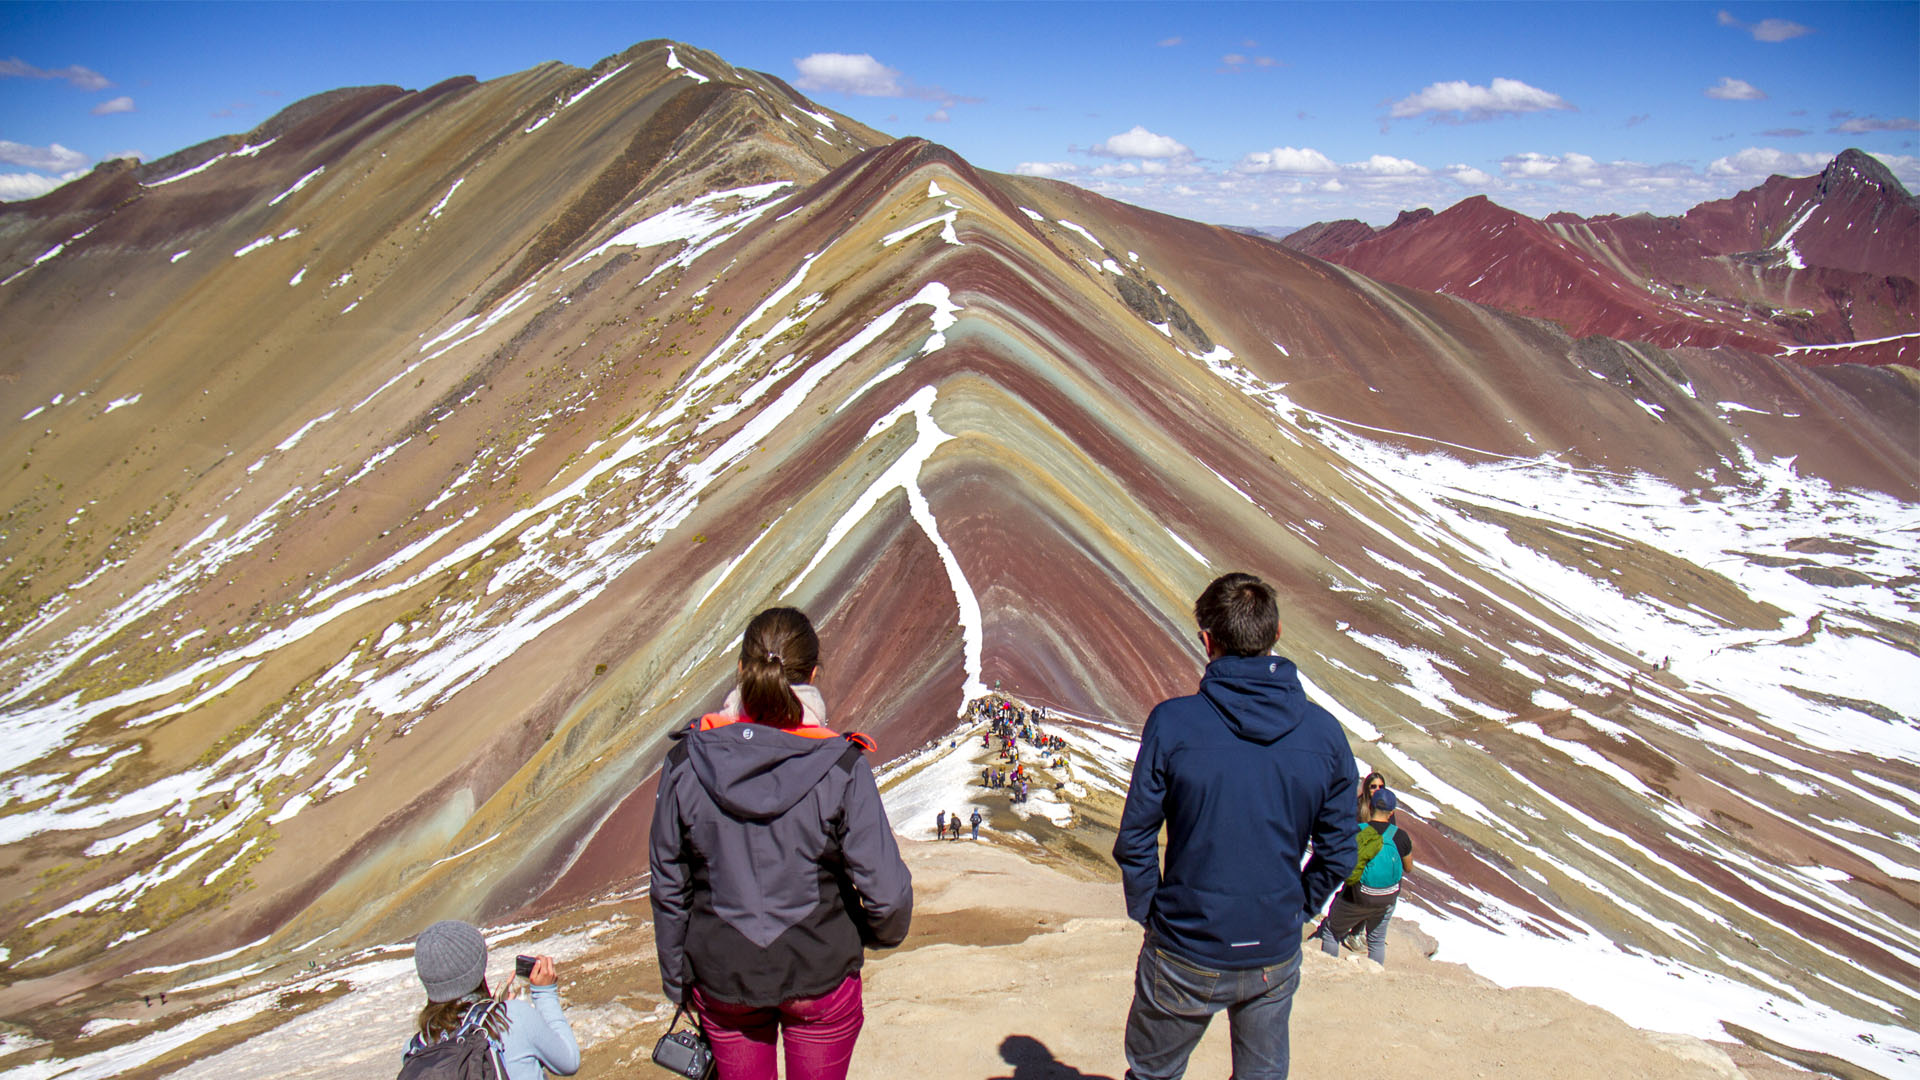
[{"x1": 667, "y1": 999, "x2": 707, "y2": 1035}]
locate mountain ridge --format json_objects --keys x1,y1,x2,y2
[
  {"x1": 1281, "y1": 153, "x2": 1918, "y2": 365},
  {"x1": 1, "y1": 37, "x2": 1915, "y2": 1079}
]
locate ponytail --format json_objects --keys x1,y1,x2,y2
[{"x1": 737, "y1": 607, "x2": 820, "y2": 727}]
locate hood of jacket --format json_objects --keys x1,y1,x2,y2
[
  {"x1": 1198, "y1": 653, "x2": 1309, "y2": 745},
  {"x1": 686, "y1": 684, "x2": 845, "y2": 820}
]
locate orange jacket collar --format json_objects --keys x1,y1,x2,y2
[{"x1": 697, "y1": 712, "x2": 839, "y2": 740}]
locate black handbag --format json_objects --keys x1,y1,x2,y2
[{"x1": 650, "y1": 1001, "x2": 715, "y2": 1079}]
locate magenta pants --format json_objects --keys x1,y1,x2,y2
[{"x1": 691, "y1": 973, "x2": 864, "y2": 1080}]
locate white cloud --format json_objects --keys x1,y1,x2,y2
[
  {"x1": 0, "y1": 58, "x2": 112, "y2": 90},
  {"x1": 0, "y1": 140, "x2": 89, "y2": 172},
  {"x1": 1235, "y1": 146, "x2": 1338, "y2": 174},
  {"x1": 1485, "y1": 152, "x2": 1740, "y2": 203},
  {"x1": 0, "y1": 169, "x2": 85, "y2": 201},
  {"x1": 1350, "y1": 154, "x2": 1428, "y2": 177},
  {"x1": 1831, "y1": 115, "x2": 1919, "y2": 134},
  {"x1": 792, "y1": 52, "x2": 973, "y2": 111},
  {"x1": 1716, "y1": 11, "x2": 1813, "y2": 42},
  {"x1": 793, "y1": 53, "x2": 903, "y2": 97},
  {"x1": 1442, "y1": 164, "x2": 1495, "y2": 185},
  {"x1": 1869, "y1": 152, "x2": 1920, "y2": 186},
  {"x1": 1705, "y1": 77, "x2": 1766, "y2": 101},
  {"x1": 1015, "y1": 161, "x2": 1081, "y2": 178},
  {"x1": 1501, "y1": 151, "x2": 1603, "y2": 178},
  {"x1": 1219, "y1": 53, "x2": 1280, "y2": 72},
  {"x1": 1389, "y1": 77, "x2": 1573, "y2": 122},
  {"x1": 1502, "y1": 152, "x2": 1558, "y2": 178},
  {"x1": 925, "y1": 108, "x2": 950, "y2": 123},
  {"x1": 1030, "y1": 129, "x2": 1913, "y2": 230},
  {"x1": 1091, "y1": 159, "x2": 1203, "y2": 178},
  {"x1": 1157, "y1": 36, "x2": 1183, "y2": 47},
  {"x1": 1495, "y1": 152, "x2": 1714, "y2": 196},
  {"x1": 91, "y1": 95, "x2": 135, "y2": 116},
  {"x1": 1706, "y1": 147, "x2": 1836, "y2": 178},
  {"x1": 1091, "y1": 125, "x2": 1191, "y2": 159},
  {"x1": 1235, "y1": 148, "x2": 1427, "y2": 180}
]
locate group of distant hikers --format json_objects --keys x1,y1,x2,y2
[
  {"x1": 968, "y1": 693, "x2": 1073, "y2": 809},
  {"x1": 396, "y1": 573, "x2": 1410, "y2": 1080},
  {"x1": 934, "y1": 806, "x2": 983, "y2": 841}
]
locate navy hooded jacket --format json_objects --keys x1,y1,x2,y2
[{"x1": 1113, "y1": 652, "x2": 1358, "y2": 969}]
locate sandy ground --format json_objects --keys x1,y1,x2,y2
[
  {"x1": 8, "y1": 835, "x2": 1832, "y2": 1080},
  {"x1": 845, "y1": 840, "x2": 1819, "y2": 1080}
]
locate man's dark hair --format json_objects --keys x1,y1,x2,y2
[{"x1": 1194, "y1": 572, "x2": 1279, "y2": 657}]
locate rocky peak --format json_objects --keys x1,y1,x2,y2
[
  {"x1": 1818, "y1": 147, "x2": 1912, "y2": 203},
  {"x1": 1387, "y1": 206, "x2": 1435, "y2": 231},
  {"x1": 1275, "y1": 217, "x2": 1377, "y2": 257}
]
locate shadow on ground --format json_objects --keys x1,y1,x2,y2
[{"x1": 987, "y1": 1033, "x2": 1119, "y2": 1080}]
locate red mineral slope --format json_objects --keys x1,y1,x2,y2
[
  {"x1": 1283, "y1": 150, "x2": 1919, "y2": 366},
  {"x1": 0, "y1": 39, "x2": 1915, "y2": 1080}
]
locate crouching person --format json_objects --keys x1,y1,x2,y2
[
  {"x1": 1113, "y1": 573, "x2": 1357, "y2": 1080},
  {"x1": 404, "y1": 919, "x2": 580, "y2": 1079}
]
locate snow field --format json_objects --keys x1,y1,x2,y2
[
  {"x1": 267, "y1": 167, "x2": 324, "y2": 208},
  {"x1": 0, "y1": 196, "x2": 975, "y2": 944},
  {"x1": 664, "y1": 46, "x2": 709, "y2": 84},
  {"x1": 877, "y1": 698, "x2": 1140, "y2": 841},
  {"x1": 563, "y1": 182, "x2": 791, "y2": 274},
  {"x1": 7, "y1": 922, "x2": 620, "y2": 1080},
  {"x1": 1192, "y1": 346, "x2": 1920, "y2": 1078}
]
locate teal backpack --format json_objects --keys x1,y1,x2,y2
[{"x1": 1356, "y1": 824, "x2": 1403, "y2": 895}]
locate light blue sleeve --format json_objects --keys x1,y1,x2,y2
[{"x1": 499, "y1": 987, "x2": 580, "y2": 1078}]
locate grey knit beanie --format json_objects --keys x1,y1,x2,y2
[{"x1": 414, "y1": 920, "x2": 489, "y2": 1002}]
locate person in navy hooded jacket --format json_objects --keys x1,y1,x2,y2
[{"x1": 1113, "y1": 572, "x2": 1357, "y2": 1080}]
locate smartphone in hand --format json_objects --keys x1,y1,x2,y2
[{"x1": 503, "y1": 954, "x2": 535, "y2": 998}]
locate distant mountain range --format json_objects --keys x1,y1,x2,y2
[
  {"x1": 1281, "y1": 151, "x2": 1918, "y2": 366},
  {"x1": 1, "y1": 39, "x2": 1915, "y2": 1080},
  {"x1": 1225, "y1": 223, "x2": 1305, "y2": 242}
]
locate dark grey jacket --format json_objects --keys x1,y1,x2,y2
[{"x1": 649, "y1": 704, "x2": 912, "y2": 1006}]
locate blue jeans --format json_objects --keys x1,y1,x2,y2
[
  {"x1": 1315, "y1": 893, "x2": 1395, "y2": 966},
  {"x1": 1122, "y1": 931, "x2": 1302, "y2": 1080}
]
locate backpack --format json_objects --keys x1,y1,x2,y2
[
  {"x1": 1344, "y1": 825, "x2": 1382, "y2": 886},
  {"x1": 1354, "y1": 824, "x2": 1403, "y2": 898},
  {"x1": 398, "y1": 1000, "x2": 505, "y2": 1080}
]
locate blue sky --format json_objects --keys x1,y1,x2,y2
[{"x1": 3, "y1": 1, "x2": 1915, "y2": 225}]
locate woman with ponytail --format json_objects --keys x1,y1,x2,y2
[{"x1": 649, "y1": 607, "x2": 912, "y2": 1080}]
